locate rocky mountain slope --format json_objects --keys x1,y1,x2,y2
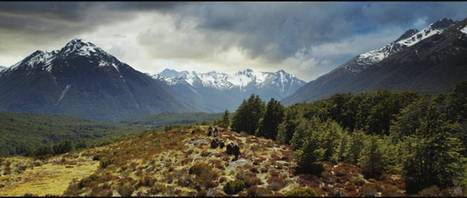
[
  {"x1": 155, "y1": 69, "x2": 305, "y2": 111},
  {"x1": 283, "y1": 17, "x2": 467, "y2": 104},
  {"x1": 0, "y1": 126, "x2": 406, "y2": 196},
  {"x1": 0, "y1": 39, "x2": 199, "y2": 121}
]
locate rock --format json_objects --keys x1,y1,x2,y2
[{"x1": 228, "y1": 159, "x2": 250, "y2": 169}]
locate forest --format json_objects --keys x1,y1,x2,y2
[{"x1": 231, "y1": 81, "x2": 467, "y2": 194}]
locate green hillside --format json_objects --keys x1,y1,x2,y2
[
  {"x1": 0, "y1": 112, "x2": 223, "y2": 157},
  {"x1": 0, "y1": 112, "x2": 143, "y2": 156}
]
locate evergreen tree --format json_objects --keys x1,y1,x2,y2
[
  {"x1": 348, "y1": 130, "x2": 366, "y2": 164},
  {"x1": 220, "y1": 109, "x2": 230, "y2": 129},
  {"x1": 334, "y1": 133, "x2": 349, "y2": 163},
  {"x1": 295, "y1": 136, "x2": 324, "y2": 176},
  {"x1": 290, "y1": 117, "x2": 320, "y2": 150},
  {"x1": 403, "y1": 102, "x2": 465, "y2": 194},
  {"x1": 276, "y1": 107, "x2": 302, "y2": 144},
  {"x1": 320, "y1": 121, "x2": 344, "y2": 162},
  {"x1": 231, "y1": 95, "x2": 265, "y2": 134},
  {"x1": 52, "y1": 140, "x2": 73, "y2": 155},
  {"x1": 231, "y1": 99, "x2": 247, "y2": 132},
  {"x1": 360, "y1": 136, "x2": 384, "y2": 179},
  {"x1": 257, "y1": 98, "x2": 285, "y2": 139}
]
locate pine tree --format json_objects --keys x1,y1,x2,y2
[
  {"x1": 403, "y1": 102, "x2": 465, "y2": 194},
  {"x1": 220, "y1": 109, "x2": 230, "y2": 129},
  {"x1": 361, "y1": 136, "x2": 384, "y2": 179},
  {"x1": 231, "y1": 94, "x2": 265, "y2": 134},
  {"x1": 276, "y1": 107, "x2": 301, "y2": 144},
  {"x1": 295, "y1": 137, "x2": 324, "y2": 176},
  {"x1": 256, "y1": 98, "x2": 285, "y2": 139},
  {"x1": 348, "y1": 130, "x2": 366, "y2": 164}
]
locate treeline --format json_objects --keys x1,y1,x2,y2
[{"x1": 230, "y1": 81, "x2": 467, "y2": 194}]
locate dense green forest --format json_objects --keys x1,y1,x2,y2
[
  {"x1": 0, "y1": 112, "x2": 222, "y2": 157},
  {"x1": 123, "y1": 112, "x2": 222, "y2": 128},
  {"x1": 231, "y1": 81, "x2": 467, "y2": 194},
  {"x1": 0, "y1": 112, "x2": 145, "y2": 157}
]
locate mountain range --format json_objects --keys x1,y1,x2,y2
[
  {"x1": 1, "y1": 17, "x2": 465, "y2": 120},
  {"x1": 0, "y1": 39, "x2": 200, "y2": 121},
  {"x1": 283, "y1": 17, "x2": 467, "y2": 104},
  {"x1": 0, "y1": 39, "x2": 304, "y2": 120},
  {"x1": 154, "y1": 68, "x2": 305, "y2": 112}
]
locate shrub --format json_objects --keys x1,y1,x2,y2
[
  {"x1": 284, "y1": 187, "x2": 318, "y2": 197},
  {"x1": 52, "y1": 141, "x2": 73, "y2": 154},
  {"x1": 117, "y1": 182, "x2": 135, "y2": 197},
  {"x1": 295, "y1": 138, "x2": 324, "y2": 176},
  {"x1": 360, "y1": 137, "x2": 384, "y2": 179},
  {"x1": 223, "y1": 180, "x2": 246, "y2": 195},
  {"x1": 32, "y1": 145, "x2": 53, "y2": 157},
  {"x1": 99, "y1": 158, "x2": 112, "y2": 169},
  {"x1": 236, "y1": 171, "x2": 261, "y2": 187},
  {"x1": 189, "y1": 162, "x2": 219, "y2": 189},
  {"x1": 247, "y1": 186, "x2": 273, "y2": 196}
]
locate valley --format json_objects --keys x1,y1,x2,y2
[
  {"x1": 0, "y1": 3, "x2": 466, "y2": 196},
  {"x1": 0, "y1": 126, "x2": 405, "y2": 196}
]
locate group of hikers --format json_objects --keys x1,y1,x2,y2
[
  {"x1": 207, "y1": 126, "x2": 220, "y2": 137},
  {"x1": 207, "y1": 125, "x2": 241, "y2": 160}
]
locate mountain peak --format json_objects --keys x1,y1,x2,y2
[
  {"x1": 395, "y1": 29, "x2": 419, "y2": 42},
  {"x1": 65, "y1": 38, "x2": 95, "y2": 47},
  {"x1": 345, "y1": 17, "x2": 458, "y2": 73},
  {"x1": 61, "y1": 38, "x2": 102, "y2": 57},
  {"x1": 156, "y1": 68, "x2": 305, "y2": 92},
  {"x1": 276, "y1": 69, "x2": 287, "y2": 74},
  {"x1": 430, "y1": 17, "x2": 455, "y2": 30}
]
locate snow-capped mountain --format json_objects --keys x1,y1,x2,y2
[
  {"x1": 155, "y1": 68, "x2": 305, "y2": 91},
  {"x1": 0, "y1": 66, "x2": 6, "y2": 73},
  {"x1": 154, "y1": 68, "x2": 305, "y2": 111},
  {"x1": 345, "y1": 18, "x2": 456, "y2": 73},
  {"x1": 0, "y1": 39, "x2": 199, "y2": 121},
  {"x1": 6, "y1": 39, "x2": 127, "y2": 74},
  {"x1": 284, "y1": 17, "x2": 467, "y2": 105}
]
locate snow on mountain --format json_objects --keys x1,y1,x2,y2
[
  {"x1": 345, "y1": 18, "x2": 456, "y2": 73},
  {"x1": 461, "y1": 25, "x2": 467, "y2": 34},
  {"x1": 0, "y1": 66, "x2": 6, "y2": 72},
  {"x1": 7, "y1": 39, "x2": 122, "y2": 73},
  {"x1": 154, "y1": 68, "x2": 305, "y2": 91},
  {"x1": 0, "y1": 38, "x2": 198, "y2": 120}
]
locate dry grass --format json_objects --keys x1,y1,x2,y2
[
  {"x1": 0, "y1": 125, "x2": 407, "y2": 196},
  {"x1": 0, "y1": 159, "x2": 98, "y2": 196}
]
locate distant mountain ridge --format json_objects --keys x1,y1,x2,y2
[
  {"x1": 155, "y1": 68, "x2": 305, "y2": 111},
  {"x1": 283, "y1": 17, "x2": 467, "y2": 104},
  {"x1": 0, "y1": 39, "x2": 200, "y2": 121}
]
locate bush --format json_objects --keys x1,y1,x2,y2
[
  {"x1": 99, "y1": 158, "x2": 112, "y2": 169},
  {"x1": 52, "y1": 141, "x2": 73, "y2": 155},
  {"x1": 117, "y1": 182, "x2": 134, "y2": 197},
  {"x1": 236, "y1": 171, "x2": 261, "y2": 187},
  {"x1": 246, "y1": 186, "x2": 273, "y2": 196},
  {"x1": 189, "y1": 162, "x2": 219, "y2": 189},
  {"x1": 360, "y1": 137, "x2": 384, "y2": 179},
  {"x1": 295, "y1": 137, "x2": 324, "y2": 176},
  {"x1": 285, "y1": 187, "x2": 318, "y2": 197},
  {"x1": 223, "y1": 180, "x2": 247, "y2": 195},
  {"x1": 32, "y1": 145, "x2": 53, "y2": 157}
]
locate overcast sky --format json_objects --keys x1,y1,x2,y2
[{"x1": 0, "y1": 2, "x2": 466, "y2": 81}]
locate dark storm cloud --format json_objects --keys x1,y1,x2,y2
[
  {"x1": 1, "y1": 2, "x2": 467, "y2": 80},
  {"x1": 164, "y1": 2, "x2": 467, "y2": 62}
]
